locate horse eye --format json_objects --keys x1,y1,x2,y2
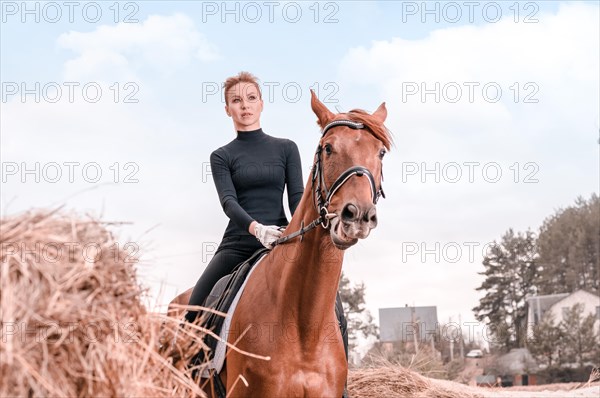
[
  {"x1": 324, "y1": 144, "x2": 333, "y2": 155},
  {"x1": 379, "y1": 149, "x2": 386, "y2": 159}
]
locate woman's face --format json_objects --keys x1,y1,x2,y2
[{"x1": 225, "y1": 82, "x2": 263, "y2": 131}]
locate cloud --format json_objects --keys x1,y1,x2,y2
[
  {"x1": 339, "y1": 2, "x2": 598, "y2": 152},
  {"x1": 58, "y1": 13, "x2": 219, "y2": 81},
  {"x1": 341, "y1": 3, "x2": 598, "y2": 82}
]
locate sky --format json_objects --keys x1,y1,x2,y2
[{"x1": 1, "y1": 1, "x2": 599, "y2": 352}]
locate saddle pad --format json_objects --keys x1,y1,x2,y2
[{"x1": 203, "y1": 253, "x2": 266, "y2": 376}]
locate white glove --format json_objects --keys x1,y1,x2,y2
[{"x1": 254, "y1": 223, "x2": 283, "y2": 249}]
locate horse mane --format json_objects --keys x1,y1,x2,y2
[{"x1": 343, "y1": 109, "x2": 394, "y2": 150}]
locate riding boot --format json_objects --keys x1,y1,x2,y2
[{"x1": 335, "y1": 292, "x2": 349, "y2": 398}]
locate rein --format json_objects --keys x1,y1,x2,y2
[{"x1": 272, "y1": 120, "x2": 384, "y2": 247}]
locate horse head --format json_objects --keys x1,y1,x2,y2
[{"x1": 310, "y1": 90, "x2": 392, "y2": 250}]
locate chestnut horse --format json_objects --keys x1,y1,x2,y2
[{"x1": 170, "y1": 91, "x2": 391, "y2": 397}]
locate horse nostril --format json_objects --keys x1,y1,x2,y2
[
  {"x1": 366, "y1": 207, "x2": 378, "y2": 226},
  {"x1": 341, "y1": 204, "x2": 359, "y2": 221}
]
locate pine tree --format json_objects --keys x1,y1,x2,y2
[
  {"x1": 338, "y1": 272, "x2": 379, "y2": 351},
  {"x1": 528, "y1": 313, "x2": 562, "y2": 367},
  {"x1": 559, "y1": 303, "x2": 599, "y2": 367},
  {"x1": 473, "y1": 229, "x2": 539, "y2": 351},
  {"x1": 537, "y1": 194, "x2": 599, "y2": 294}
]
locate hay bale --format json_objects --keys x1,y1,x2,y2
[
  {"x1": 349, "y1": 364, "x2": 484, "y2": 398},
  {"x1": 0, "y1": 208, "x2": 206, "y2": 397}
]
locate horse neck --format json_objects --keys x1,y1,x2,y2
[{"x1": 273, "y1": 181, "x2": 344, "y2": 327}]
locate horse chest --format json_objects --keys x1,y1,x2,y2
[
  {"x1": 225, "y1": 346, "x2": 345, "y2": 396},
  {"x1": 287, "y1": 369, "x2": 342, "y2": 396},
  {"x1": 243, "y1": 368, "x2": 343, "y2": 397}
]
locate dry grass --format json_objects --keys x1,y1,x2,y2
[
  {"x1": 493, "y1": 381, "x2": 600, "y2": 392},
  {"x1": 349, "y1": 358, "x2": 484, "y2": 398},
  {"x1": 0, "y1": 208, "x2": 207, "y2": 397}
]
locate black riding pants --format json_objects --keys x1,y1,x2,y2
[{"x1": 185, "y1": 235, "x2": 262, "y2": 323}]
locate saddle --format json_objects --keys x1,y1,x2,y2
[{"x1": 191, "y1": 247, "x2": 270, "y2": 368}]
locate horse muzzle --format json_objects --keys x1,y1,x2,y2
[{"x1": 329, "y1": 203, "x2": 378, "y2": 250}]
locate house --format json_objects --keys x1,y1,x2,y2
[
  {"x1": 379, "y1": 305, "x2": 438, "y2": 343},
  {"x1": 487, "y1": 348, "x2": 539, "y2": 386},
  {"x1": 526, "y1": 289, "x2": 600, "y2": 337}
]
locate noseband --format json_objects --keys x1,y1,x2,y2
[{"x1": 273, "y1": 120, "x2": 385, "y2": 246}]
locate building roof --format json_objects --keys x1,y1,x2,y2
[
  {"x1": 551, "y1": 289, "x2": 600, "y2": 309},
  {"x1": 379, "y1": 306, "x2": 438, "y2": 342},
  {"x1": 526, "y1": 293, "x2": 570, "y2": 313}
]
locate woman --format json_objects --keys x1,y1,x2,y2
[{"x1": 185, "y1": 72, "x2": 304, "y2": 322}]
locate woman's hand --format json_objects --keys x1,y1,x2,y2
[{"x1": 252, "y1": 222, "x2": 283, "y2": 249}]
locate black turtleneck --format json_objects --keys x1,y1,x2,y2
[{"x1": 210, "y1": 128, "x2": 304, "y2": 237}]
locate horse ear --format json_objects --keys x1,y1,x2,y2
[
  {"x1": 372, "y1": 102, "x2": 387, "y2": 124},
  {"x1": 310, "y1": 89, "x2": 334, "y2": 128}
]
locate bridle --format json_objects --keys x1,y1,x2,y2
[{"x1": 273, "y1": 120, "x2": 385, "y2": 246}]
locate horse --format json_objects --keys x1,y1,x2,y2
[{"x1": 169, "y1": 90, "x2": 392, "y2": 397}]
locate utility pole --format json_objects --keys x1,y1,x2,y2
[
  {"x1": 459, "y1": 313, "x2": 465, "y2": 359},
  {"x1": 449, "y1": 316, "x2": 454, "y2": 361},
  {"x1": 412, "y1": 306, "x2": 419, "y2": 355},
  {"x1": 430, "y1": 333, "x2": 435, "y2": 352}
]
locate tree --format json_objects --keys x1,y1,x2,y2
[
  {"x1": 338, "y1": 272, "x2": 378, "y2": 351},
  {"x1": 559, "y1": 303, "x2": 599, "y2": 367},
  {"x1": 473, "y1": 229, "x2": 539, "y2": 351},
  {"x1": 528, "y1": 313, "x2": 562, "y2": 367},
  {"x1": 537, "y1": 194, "x2": 599, "y2": 294}
]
